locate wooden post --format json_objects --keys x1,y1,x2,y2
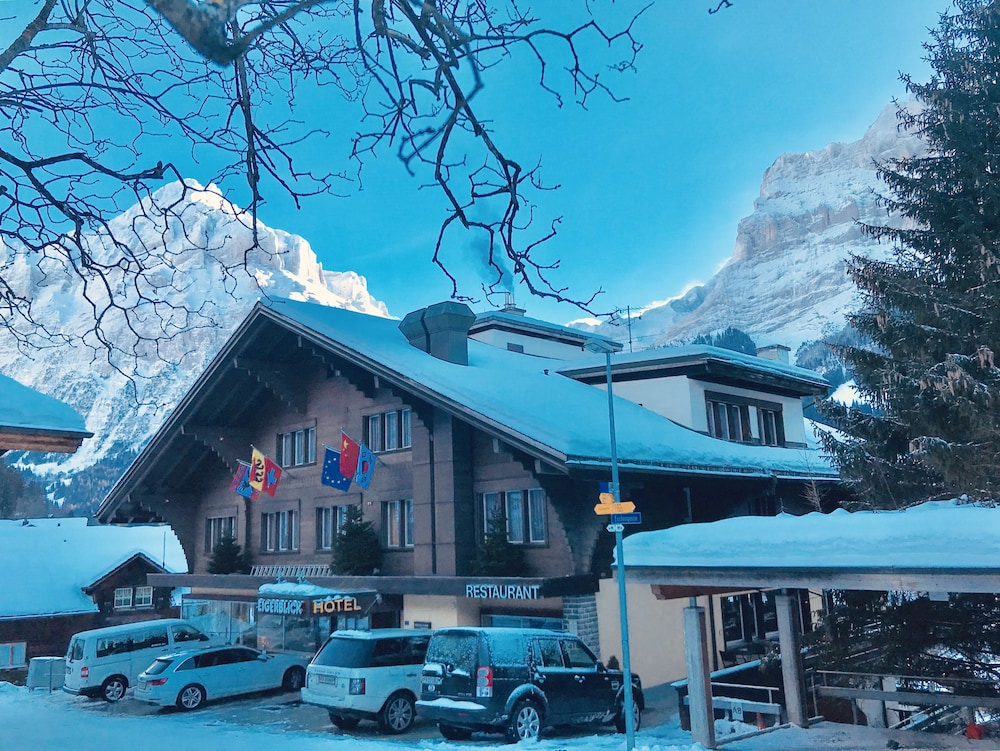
[
  {"x1": 684, "y1": 602, "x2": 716, "y2": 749},
  {"x1": 776, "y1": 589, "x2": 809, "y2": 727}
]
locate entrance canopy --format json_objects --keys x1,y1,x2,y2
[{"x1": 618, "y1": 500, "x2": 1000, "y2": 598}]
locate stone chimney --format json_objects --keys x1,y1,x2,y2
[
  {"x1": 398, "y1": 301, "x2": 476, "y2": 365},
  {"x1": 756, "y1": 344, "x2": 791, "y2": 365}
]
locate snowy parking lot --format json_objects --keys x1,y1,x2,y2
[{"x1": 4, "y1": 681, "x2": 994, "y2": 751}]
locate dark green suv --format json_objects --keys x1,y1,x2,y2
[{"x1": 416, "y1": 627, "x2": 643, "y2": 742}]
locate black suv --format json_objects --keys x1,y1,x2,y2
[{"x1": 416, "y1": 627, "x2": 643, "y2": 742}]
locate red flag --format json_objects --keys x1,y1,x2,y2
[
  {"x1": 261, "y1": 457, "x2": 282, "y2": 497},
  {"x1": 340, "y1": 431, "x2": 361, "y2": 479}
]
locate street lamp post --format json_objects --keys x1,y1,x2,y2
[{"x1": 585, "y1": 339, "x2": 636, "y2": 751}]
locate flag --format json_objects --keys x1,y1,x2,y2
[
  {"x1": 354, "y1": 443, "x2": 377, "y2": 489},
  {"x1": 230, "y1": 461, "x2": 259, "y2": 500},
  {"x1": 249, "y1": 447, "x2": 267, "y2": 491},
  {"x1": 340, "y1": 431, "x2": 361, "y2": 479},
  {"x1": 321, "y1": 446, "x2": 352, "y2": 491},
  {"x1": 261, "y1": 456, "x2": 282, "y2": 497}
]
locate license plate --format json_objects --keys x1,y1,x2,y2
[
  {"x1": 318, "y1": 675, "x2": 338, "y2": 685},
  {"x1": 423, "y1": 676, "x2": 442, "y2": 685},
  {"x1": 138, "y1": 679, "x2": 147, "y2": 689}
]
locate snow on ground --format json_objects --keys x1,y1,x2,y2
[{"x1": 2, "y1": 682, "x2": 992, "y2": 751}]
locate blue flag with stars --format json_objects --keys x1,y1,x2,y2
[{"x1": 321, "y1": 446, "x2": 352, "y2": 491}]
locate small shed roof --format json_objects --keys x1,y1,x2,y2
[
  {"x1": 0, "y1": 518, "x2": 187, "y2": 619},
  {"x1": 619, "y1": 500, "x2": 1000, "y2": 597}
]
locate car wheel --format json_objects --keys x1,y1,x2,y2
[
  {"x1": 329, "y1": 712, "x2": 361, "y2": 730},
  {"x1": 615, "y1": 698, "x2": 642, "y2": 734},
  {"x1": 101, "y1": 675, "x2": 127, "y2": 703},
  {"x1": 438, "y1": 724, "x2": 473, "y2": 741},
  {"x1": 377, "y1": 691, "x2": 415, "y2": 734},
  {"x1": 282, "y1": 666, "x2": 305, "y2": 691},
  {"x1": 177, "y1": 684, "x2": 206, "y2": 710},
  {"x1": 504, "y1": 699, "x2": 542, "y2": 743}
]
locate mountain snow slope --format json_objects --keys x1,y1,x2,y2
[
  {"x1": 1, "y1": 181, "x2": 388, "y2": 510},
  {"x1": 573, "y1": 102, "x2": 927, "y2": 357}
]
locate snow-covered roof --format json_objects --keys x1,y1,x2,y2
[
  {"x1": 0, "y1": 371, "x2": 89, "y2": 435},
  {"x1": 620, "y1": 499, "x2": 999, "y2": 570},
  {"x1": 471, "y1": 309, "x2": 620, "y2": 348},
  {"x1": 0, "y1": 518, "x2": 187, "y2": 619},
  {"x1": 558, "y1": 343, "x2": 829, "y2": 393},
  {"x1": 264, "y1": 298, "x2": 837, "y2": 480}
]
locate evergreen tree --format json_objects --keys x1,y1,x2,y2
[
  {"x1": 468, "y1": 509, "x2": 528, "y2": 577},
  {"x1": 331, "y1": 505, "x2": 382, "y2": 576},
  {"x1": 814, "y1": 0, "x2": 1000, "y2": 688},
  {"x1": 820, "y1": 0, "x2": 1000, "y2": 508},
  {"x1": 208, "y1": 534, "x2": 248, "y2": 574},
  {"x1": 691, "y1": 327, "x2": 758, "y2": 356}
]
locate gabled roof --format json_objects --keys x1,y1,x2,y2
[
  {"x1": 99, "y1": 299, "x2": 837, "y2": 519},
  {"x1": 0, "y1": 518, "x2": 187, "y2": 619},
  {"x1": 0, "y1": 371, "x2": 92, "y2": 454},
  {"x1": 557, "y1": 344, "x2": 830, "y2": 397}
]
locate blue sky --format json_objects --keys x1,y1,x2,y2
[
  {"x1": 251, "y1": 0, "x2": 950, "y2": 324},
  {"x1": 5, "y1": 0, "x2": 951, "y2": 325}
]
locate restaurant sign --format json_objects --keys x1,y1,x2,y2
[{"x1": 465, "y1": 583, "x2": 541, "y2": 600}]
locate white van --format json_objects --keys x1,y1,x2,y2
[{"x1": 64, "y1": 619, "x2": 210, "y2": 702}]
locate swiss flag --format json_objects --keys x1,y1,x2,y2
[
  {"x1": 261, "y1": 457, "x2": 282, "y2": 497},
  {"x1": 340, "y1": 431, "x2": 361, "y2": 479}
]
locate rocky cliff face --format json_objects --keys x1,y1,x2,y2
[
  {"x1": 1, "y1": 181, "x2": 388, "y2": 511},
  {"x1": 574, "y1": 102, "x2": 927, "y2": 357}
]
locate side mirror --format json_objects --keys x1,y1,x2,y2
[
  {"x1": 597, "y1": 662, "x2": 607, "y2": 673},
  {"x1": 258, "y1": 652, "x2": 269, "y2": 661},
  {"x1": 199, "y1": 634, "x2": 209, "y2": 641}
]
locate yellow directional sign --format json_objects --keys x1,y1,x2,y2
[
  {"x1": 598, "y1": 492, "x2": 615, "y2": 504},
  {"x1": 594, "y1": 501, "x2": 637, "y2": 516}
]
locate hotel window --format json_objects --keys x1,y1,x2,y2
[
  {"x1": 135, "y1": 586, "x2": 154, "y2": 608},
  {"x1": 204, "y1": 515, "x2": 236, "y2": 554},
  {"x1": 262, "y1": 509, "x2": 299, "y2": 552},
  {"x1": 364, "y1": 408, "x2": 412, "y2": 452},
  {"x1": 480, "y1": 489, "x2": 547, "y2": 545},
  {"x1": 278, "y1": 426, "x2": 316, "y2": 467},
  {"x1": 317, "y1": 505, "x2": 354, "y2": 550},
  {"x1": 758, "y1": 407, "x2": 785, "y2": 446},
  {"x1": 382, "y1": 499, "x2": 414, "y2": 548},
  {"x1": 114, "y1": 587, "x2": 133, "y2": 609},
  {"x1": 706, "y1": 399, "x2": 752, "y2": 442}
]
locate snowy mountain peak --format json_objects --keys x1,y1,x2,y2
[
  {"x1": 575, "y1": 102, "x2": 927, "y2": 357},
  {"x1": 2, "y1": 180, "x2": 389, "y2": 509}
]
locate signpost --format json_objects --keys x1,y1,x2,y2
[{"x1": 585, "y1": 341, "x2": 637, "y2": 751}]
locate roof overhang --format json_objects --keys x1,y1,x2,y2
[
  {"x1": 623, "y1": 564, "x2": 1000, "y2": 599},
  {"x1": 0, "y1": 426, "x2": 92, "y2": 454}
]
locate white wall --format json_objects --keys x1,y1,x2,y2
[{"x1": 469, "y1": 329, "x2": 592, "y2": 360}]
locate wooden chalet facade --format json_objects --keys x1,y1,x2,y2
[{"x1": 96, "y1": 298, "x2": 839, "y2": 664}]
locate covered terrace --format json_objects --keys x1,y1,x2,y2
[{"x1": 617, "y1": 500, "x2": 1000, "y2": 748}]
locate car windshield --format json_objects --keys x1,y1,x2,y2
[
  {"x1": 66, "y1": 637, "x2": 83, "y2": 661},
  {"x1": 144, "y1": 658, "x2": 174, "y2": 676},
  {"x1": 310, "y1": 637, "x2": 374, "y2": 668},
  {"x1": 425, "y1": 633, "x2": 478, "y2": 673}
]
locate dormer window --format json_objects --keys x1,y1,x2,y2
[
  {"x1": 705, "y1": 391, "x2": 785, "y2": 446},
  {"x1": 706, "y1": 398, "x2": 752, "y2": 443}
]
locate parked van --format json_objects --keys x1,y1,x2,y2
[
  {"x1": 301, "y1": 629, "x2": 432, "y2": 734},
  {"x1": 64, "y1": 619, "x2": 210, "y2": 702}
]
